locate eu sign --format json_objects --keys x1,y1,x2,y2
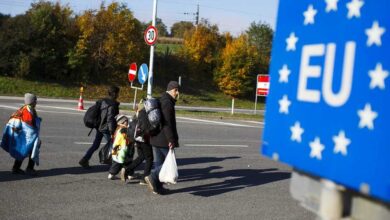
[{"x1": 262, "y1": 0, "x2": 389, "y2": 202}]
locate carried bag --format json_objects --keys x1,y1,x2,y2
[
  {"x1": 159, "y1": 149, "x2": 178, "y2": 184},
  {"x1": 98, "y1": 143, "x2": 112, "y2": 164}
]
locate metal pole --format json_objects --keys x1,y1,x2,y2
[
  {"x1": 133, "y1": 89, "x2": 138, "y2": 110},
  {"x1": 147, "y1": 0, "x2": 158, "y2": 99},
  {"x1": 231, "y1": 98, "x2": 235, "y2": 115},
  {"x1": 254, "y1": 94, "x2": 258, "y2": 114}
]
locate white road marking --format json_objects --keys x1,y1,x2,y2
[
  {"x1": 0, "y1": 105, "x2": 18, "y2": 110},
  {"x1": 74, "y1": 142, "x2": 107, "y2": 145},
  {"x1": 184, "y1": 144, "x2": 248, "y2": 148},
  {"x1": 177, "y1": 116, "x2": 261, "y2": 128},
  {"x1": 0, "y1": 104, "x2": 83, "y2": 115},
  {"x1": 240, "y1": 120, "x2": 265, "y2": 125}
]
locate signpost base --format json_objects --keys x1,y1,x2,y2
[{"x1": 290, "y1": 171, "x2": 390, "y2": 220}]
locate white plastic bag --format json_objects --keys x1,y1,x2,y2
[{"x1": 159, "y1": 149, "x2": 178, "y2": 184}]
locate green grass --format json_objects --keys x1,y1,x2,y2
[
  {"x1": 0, "y1": 76, "x2": 265, "y2": 119},
  {"x1": 155, "y1": 44, "x2": 182, "y2": 54}
]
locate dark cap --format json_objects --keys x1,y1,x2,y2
[{"x1": 167, "y1": 81, "x2": 179, "y2": 91}]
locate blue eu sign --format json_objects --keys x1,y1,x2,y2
[{"x1": 262, "y1": 0, "x2": 389, "y2": 202}]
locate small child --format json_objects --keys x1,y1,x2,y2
[{"x1": 107, "y1": 114, "x2": 129, "y2": 180}]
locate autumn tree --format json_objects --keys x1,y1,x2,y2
[
  {"x1": 69, "y1": 2, "x2": 147, "y2": 83},
  {"x1": 179, "y1": 20, "x2": 222, "y2": 84},
  {"x1": 170, "y1": 21, "x2": 194, "y2": 38},
  {"x1": 215, "y1": 33, "x2": 259, "y2": 111}
]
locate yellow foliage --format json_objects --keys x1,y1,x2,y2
[{"x1": 216, "y1": 34, "x2": 259, "y2": 98}]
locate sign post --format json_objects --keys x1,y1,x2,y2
[
  {"x1": 146, "y1": 0, "x2": 158, "y2": 99},
  {"x1": 254, "y1": 74, "x2": 270, "y2": 114},
  {"x1": 262, "y1": 0, "x2": 390, "y2": 219}
]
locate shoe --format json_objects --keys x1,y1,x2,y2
[
  {"x1": 108, "y1": 173, "x2": 115, "y2": 180},
  {"x1": 128, "y1": 175, "x2": 136, "y2": 180},
  {"x1": 12, "y1": 168, "x2": 25, "y2": 175},
  {"x1": 79, "y1": 158, "x2": 90, "y2": 169},
  {"x1": 139, "y1": 179, "x2": 147, "y2": 185},
  {"x1": 159, "y1": 186, "x2": 170, "y2": 195},
  {"x1": 25, "y1": 168, "x2": 38, "y2": 176},
  {"x1": 144, "y1": 175, "x2": 159, "y2": 195},
  {"x1": 120, "y1": 168, "x2": 127, "y2": 182}
]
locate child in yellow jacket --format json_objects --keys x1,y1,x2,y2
[{"x1": 108, "y1": 115, "x2": 129, "y2": 179}]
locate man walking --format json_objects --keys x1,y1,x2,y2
[
  {"x1": 145, "y1": 81, "x2": 180, "y2": 195},
  {"x1": 79, "y1": 86, "x2": 120, "y2": 168}
]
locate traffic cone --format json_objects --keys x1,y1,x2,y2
[{"x1": 78, "y1": 94, "x2": 84, "y2": 110}]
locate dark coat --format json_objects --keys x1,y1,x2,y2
[
  {"x1": 99, "y1": 97, "x2": 120, "y2": 135},
  {"x1": 150, "y1": 92, "x2": 179, "y2": 148}
]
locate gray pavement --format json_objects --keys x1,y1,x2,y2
[{"x1": 0, "y1": 97, "x2": 314, "y2": 220}]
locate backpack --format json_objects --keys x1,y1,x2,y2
[
  {"x1": 126, "y1": 109, "x2": 150, "y2": 143},
  {"x1": 83, "y1": 100, "x2": 102, "y2": 135},
  {"x1": 144, "y1": 98, "x2": 162, "y2": 135}
]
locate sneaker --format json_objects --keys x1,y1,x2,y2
[
  {"x1": 12, "y1": 168, "x2": 25, "y2": 175},
  {"x1": 139, "y1": 178, "x2": 147, "y2": 185},
  {"x1": 108, "y1": 173, "x2": 115, "y2": 180},
  {"x1": 25, "y1": 168, "x2": 38, "y2": 176},
  {"x1": 144, "y1": 175, "x2": 159, "y2": 195},
  {"x1": 79, "y1": 158, "x2": 90, "y2": 169},
  {"x1": 128, "y1": 175, "x2": 136, "y2": 180},
  {"x1": 120, "y1": 168, "x2": 127, "y2": 182}
]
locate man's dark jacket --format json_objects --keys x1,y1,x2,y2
[
  {"x1": 98, "y1": 98, "x2": 119, "y2": 135},
  {"x1": 150, "y1": 92, "x2": 179, "y2": 148}
]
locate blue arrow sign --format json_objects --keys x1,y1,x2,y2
[
  {"x1": 138, "y1": 63, "x2": 148, "y2": 85},
  {"x1": 262, "y1": 0, "x2": 389, "y2": 202}
]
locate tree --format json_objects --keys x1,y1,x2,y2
[
  {"x1": 246, "y1": 21, "x2": 273, "y2": 74},
  {"x1": 70, "y1": 2, "x2": 147, "y2": 83},
  {"x1": 170, "y1": 21, "x2": 194, "y2": 38},
  {"x1": 214, "y1": 34, "x2": 259, "y2": 102},
  {"x1": 26, "y1": 1, "x2": 78, "y2": 80},
  {"x1": 179, "y1": 20, "x2": 222, "y2": 84},
  {"x1": 0, "y1": 2, "x2": 78, "y2": 80}
]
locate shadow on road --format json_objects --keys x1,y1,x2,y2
[
  {"x1": 177, "y1": 156, "x2": 240, "y2": 166},
  {"x1": 0, "y1": 165, "x2": 109, "y2": 182},
  {"x1": 169, "y1": 167, "x2": 291, "y2": 197}
]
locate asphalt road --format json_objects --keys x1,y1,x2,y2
[{"x1": 0, "y1": 97, "x2": 314, "y2": 220}]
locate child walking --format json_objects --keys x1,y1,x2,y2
[
  {"x1": 123, "y1": 100, "x2": 154, "y2": 184},
  {"x1": 108, "y1": 115, "x2": 130, "y2": 180},
  {"x1": 1, "y1": 93, "x2": 41, "y2": 176}
]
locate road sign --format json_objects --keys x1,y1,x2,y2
[
  {"x1": 257, "y1": 75, "x2": 270, "y2": 96},
  {"x1": 144, "y1": 26, "x2": 158, "y2": 46},
  {"x1": 261, "y1": 0, "x2": 390, "y2": 202},
  {"x1": 138, "y1": 63, "x2": 148, "y2": 85},
  {"x1": 128, "y1": 63, "x2": 137, "y2": 82}
]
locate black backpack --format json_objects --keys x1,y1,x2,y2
[
  {"x1": 83, "y1": 100, "x2": 102, "y2": 135},
  {"x1": 144, "y1": 98, "x2": 162, "y2": 135}
]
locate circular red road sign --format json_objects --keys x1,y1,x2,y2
[
  {"x1": 128, "y1": 63, "x2": 137, "y2": 82},
  {"x1": 144, "y1": 25, "x2": 158, "y2": 46}
]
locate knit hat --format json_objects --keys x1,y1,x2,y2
[
  {"x1": 24, "y1": 93, "x2": 37, "y2": 105},
  {"x1": 166, "y1": 81, "x2": 179, "y2": 91},
  {"x1": 115, "y1": 114, "x2": 128, "y2": 125}
]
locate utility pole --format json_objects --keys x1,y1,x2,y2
[
  {"x1": 195, "y1": 4, "x2": 199, "y2": 26},
  {"x1": 184, "y1": 4, "x2": 199, "y2": 26},
  {"x1": 147, "y1": 0, "x2": 158, "y2": 99}
]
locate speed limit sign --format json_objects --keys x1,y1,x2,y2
[{"x1": 144, "y1": 26, "x2": 158, "y2": 46}]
